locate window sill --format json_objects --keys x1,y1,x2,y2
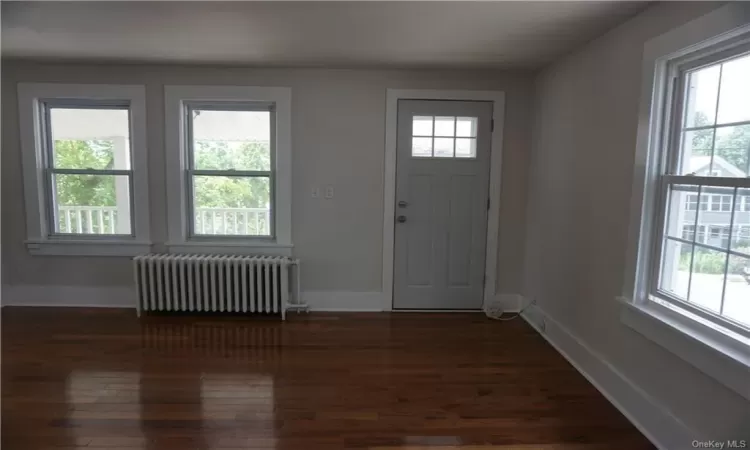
[
  {"x1": 165, "y1": 241, "x2": 293, "y2": 257},
  {"x1": 26, "y1": 239, "x2": 153, "y2": 257},
  {"x1": 618, "y1": 297, "x2": 750, "y2": 401}
]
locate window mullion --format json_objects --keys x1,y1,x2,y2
[
  {"x1": 650, "y1": 176, "x2": 672, "y2": 297},
  {"x1": 190, "y1": 169, "x2": 271, "y2": 177},
  {"x1": 719, "y1": 187, "x2": 739, "y2": 315},
  {"x1": 708, "y1": 64, "x2": 724, "y2": 174},
  {"x1": 685, "y1": 184, "x2": 703, "y2": 302},
  {"x1": 48, "y1": 168, "x2": 132, "y2": 176},
  {"x1": 666, "y1": 72, "x2": 686, "y2": 175},
  {"x1": 663, "y1": 174, "x2": 750, "y2": 188}
]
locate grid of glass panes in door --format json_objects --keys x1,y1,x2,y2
[
  {"x1": 658, "y1": 50, "x2": 750, "y2": 329},
  {"x1": 412, "y1": 116, "x2": 478, "y2": 158}
]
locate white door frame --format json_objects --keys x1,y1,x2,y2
[{"x1": 382, "y1": 89, "x2": 505, "y2": 311}]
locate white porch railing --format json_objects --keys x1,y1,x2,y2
[
  {"x1": 57, "y1": 206, "x2": 270, "y2": 236},
  {"x1": 194, "y1": 207, "x2": 270, "y2": 236},
  {"x1": 58, "y1": 205, "x2": 119, "y2": 234}
]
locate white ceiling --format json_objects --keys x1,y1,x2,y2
[{"x1": 1, "y1": 1, "x2": 648, "y2": 69}]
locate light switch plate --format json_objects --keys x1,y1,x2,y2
[{"x1": 325, "y1": 186, "x2": 334, "y2": 199}]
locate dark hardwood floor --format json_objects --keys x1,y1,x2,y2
[{"x1": 2, "y1": 308, "x2": 653, "y2": 449}]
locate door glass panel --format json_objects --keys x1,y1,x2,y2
[
  {"x1": 434, "y1": 117, "x2": 455, "y2": 137},
  {"x1": 455, "y1": 138, "x2": 476, "y2": 158},
  {"x1": 434, "y1": 138, "x2": 454, "y2": 157},
  {"x1": 456, "y1": 117, "x2": 478, "y2": 137},
  {"x1": 412, "y1": 116, "x2": 433, "y2": 136},
  {"x1": 412, "y1": 137, "x2": 432, "y2": 157}
]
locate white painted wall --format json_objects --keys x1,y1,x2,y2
[
  {"x1": 1, "y1": 64, "x2": 533, "y2": 297},
  {"x1": 524, "y1": 1, "x2": 750, "y2": 442}
]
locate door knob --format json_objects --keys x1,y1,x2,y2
[
  {"x1": 397, "y1": 215, "x2": 407, "y2": 223},
  {"x1": 398, "y1": 201, "x2": 408, "y2": 208}
]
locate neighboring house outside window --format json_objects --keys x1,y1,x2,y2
[{"x1": 681, "y1": 157, "x2": 750, "y2": 254}]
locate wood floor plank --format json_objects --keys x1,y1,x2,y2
[{"x1": 2, "y1": 308, "x2": 654, "y2": 449}]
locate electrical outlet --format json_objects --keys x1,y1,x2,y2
[
  {"x1": 324, "y1": 185, "x2": 334, "y2": 199},
  {"x1": 311, "y1": 187, "x2": 320, "y2": 198}
]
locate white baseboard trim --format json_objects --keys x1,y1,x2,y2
[
  {"x1": 302, "y1": 291, "x2": 384, "y2": 312},
  {"x1": 2, "y1": 285, "x2": 138, "y2": 308},
  {"x1": 1, "y1": 285, "x2": 385, "y2": 312},
  {"x1": 521, "y1": 304, "x2": 692, "y2": 450}
]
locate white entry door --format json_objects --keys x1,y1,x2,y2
[{"x1": 393, "y1": 100, "x2": 493, "y2": 309}]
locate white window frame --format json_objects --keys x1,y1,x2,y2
[
  {"x1": 17, "y1": 83, "x2": 151, "y2": 256},
  {"x1": 622, "y1": 4, "x2": 750, "y2": 402},
  {"x1": 164, "y1": 85, "x2": 292, "y2": 256}
]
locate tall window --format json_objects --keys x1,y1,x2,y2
[
  {"x1": 164, "y1": 86, "x2": 292, "y2": 254},
  {"x1": 185, "y1": 103, "x2": 274, "y2": 237},
  {"x1": 18, "y1": 84, "x2": 150, "y2": 256},
  {"x1": 656, "y1": 48, "x2": 750, "y2": 333},
  {"x1": 44, "y1": 103, "x2": 133, "y2": 235}
]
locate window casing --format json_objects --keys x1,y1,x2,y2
[
  {"x1": 651, "y1": 43, "x2": 750, "y2": 337},
  {"x1": 164, "y1": 86, "x2": 292, "y2": 255},
  {"x1": 17, "y1": 83, "x2": 151, "y2": 256}
]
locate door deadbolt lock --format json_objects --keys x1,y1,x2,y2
[{"x1": 398, "y1": 201, "x2": 408, "y2": 208}]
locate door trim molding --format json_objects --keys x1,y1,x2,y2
[{"x1": 382, "y1": 89, "x2": 506, "y2": 311}]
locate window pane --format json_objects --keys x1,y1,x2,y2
[
  {"x1": 192, "y1": 110, "x2": 271, "y2": 171},
  {"x1": 679, "y1": 129, "x2": 714, "y2": 175},
  {"x1": 684, "y1": 64, "x2": 720, "y2": 128},
  {"x1": 412, "y1": 137, "x2": 432, "y2": 157},
  {"x1": 434, "y1": 138, "x2": 454, "y2": 157},
  {"x1": 716, "y1": 53, "x2": 750, "y2": 125},
  {"x1": 50, "y1": 108, "x2": 131, "y2": 170},
  {"x1": 665, "y1": 184, "x2": 698, "y2": 241},
  {"x1": 712, "y1": 125, "x2": 750, "y2": 177},
  {"x1": 455, "y1": 138, "x2": 476, "y2": 158},
  {"x1": 412, "y1": 116, "x2": 433, "y2": 136},
  {"x1": 456, "y1": 117, "x2": 478, "y2": 137},
  {"x1": 192, "y1": 176, "x2": 270, "y2": 236},
  {"x1": 52, "y1": 174, "x2": 131, "y2": 235},
  {"x1": 659, "y1": 238, "x2": 691, "y2": 300},
  {"x1": 697, "y1": 187, "x2": 734, "y2": 249},
  {"x1": 723, "y1": 254, "x2": 750, "y2": 327},
  {"x1": 688, "y1": 246, "x2": 726, "y2": 314},
  {"x1": 434, "y1": 117, "x2": 455, "y2": 137}
]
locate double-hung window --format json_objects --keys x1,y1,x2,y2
[
  {"x1": 165, "y1": 86, "x2": 292, "y2": 255},
  {"x1": 653, "y1": 44, "x2": 750, "y2": 336},
  {"x1": 17, "y1": 84, "x2": 150, "y2": 256},
  {"x1": 624, "y1": 8, "x2": 750, "y2": 402},
  {"x1": 185, "y1": 103, "x2": 274, "y2": 237}
]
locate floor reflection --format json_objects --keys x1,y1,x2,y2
[
  {"x1": 3, "y1": 309, "x2": 655, "y2": 449},
  {"x1": 63, "y1": 370, "x2": 146, "y2": 448},
  {"x1": 140, "y1": 320, "x2": 283, "y2": 362},
  {"x1": 201, "y1": 374, "x2": 276, "y2": 448},
  {"x1": 140, "y1": 320, "x2": 282, "y2": 448}
]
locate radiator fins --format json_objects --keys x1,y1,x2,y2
[{"x1": 133, "y1": 254, "x2": 295, "y2": 319}]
